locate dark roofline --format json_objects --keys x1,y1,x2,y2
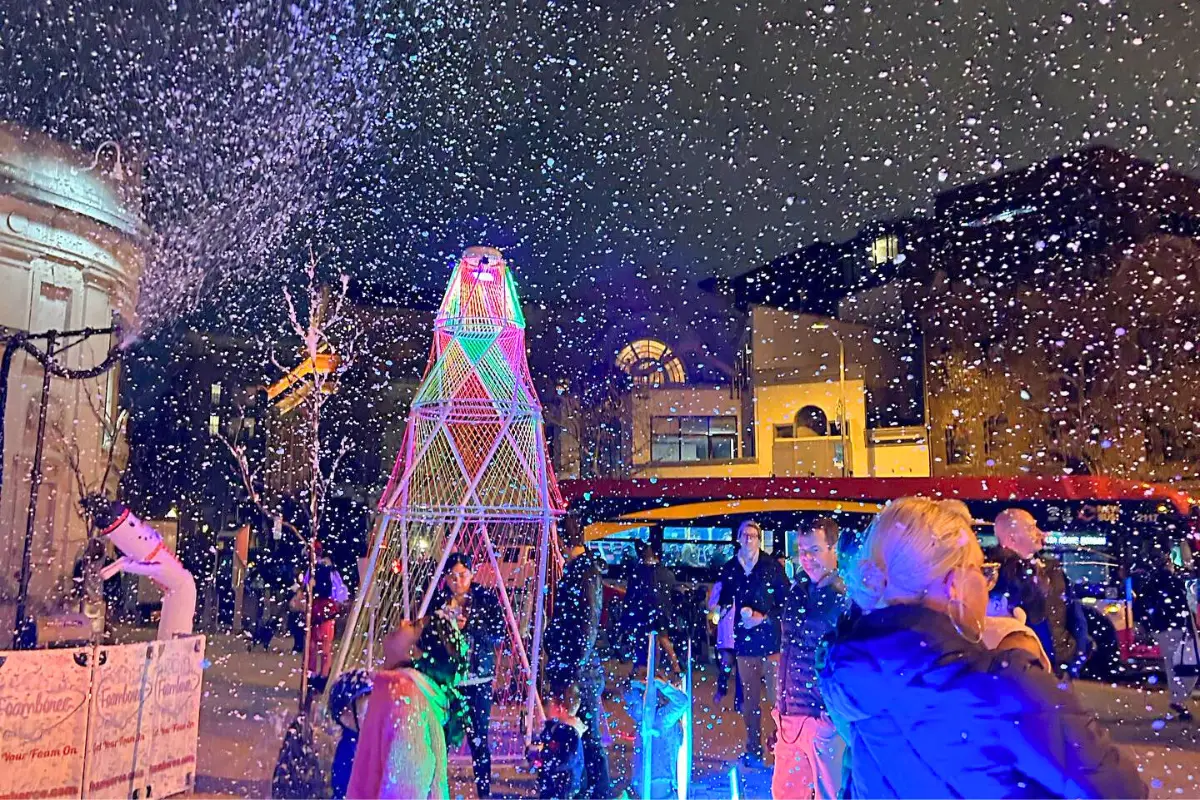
[
  {"x1": 709, "y1": 145, "x2": 1200, "y2": 313},
  {"x1": 934, "y1": 145, "x2": 1200, "y2": 218}
]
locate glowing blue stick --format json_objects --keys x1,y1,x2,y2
[
  {"x1": 642, "y1": 631, "x2": 658, "y2": 800},
  {"x1": 679, "y1": 636, "x2": 693, "y2": 800},
  {"x1": 730, "y1": 766, "x2": 740, "y2": 800}
]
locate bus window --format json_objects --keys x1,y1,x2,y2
[
  {"x1": 594, "y1": 539, "x2": 638, "y2": 566},
  {"x1": 1042, "y1": 531, "x2": 1117, "y2": 596},
  {"x1": 591, "y1": 526, "x2": 650, "y2": 567},
  {"x1": 1057, "y1": 553, "x2": 1115, "y2": 591},
  {"x1": 662, "y1": 525, "x2": 734, "y2": 569}
]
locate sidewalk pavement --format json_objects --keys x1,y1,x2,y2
[{"x1": 185, "y1": 629, "x2": 1200, "y2": 799}]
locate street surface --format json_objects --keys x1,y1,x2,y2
[{"x1": 181, "y1": 629, "x2": 1200, "y2": 798}]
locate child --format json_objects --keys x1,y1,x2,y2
[
  {"x1": 328, "y1": 669, "x2": 373, "y2": 800},
  {"x1": 983, "y1": 569, "x2": 1054, "y2": 672},
  {"x1": 532, "y1": 683, "x2": 587, "y2": 799},
  {"x1": 707, "y1": 567, "x2": 742, "y2": 711},
  {"x1": 624, "y1": 669, "x2": 688, "y2": 800},
  {"x1": 347, "y1": 614, "x2": 469, "y2": 800}
]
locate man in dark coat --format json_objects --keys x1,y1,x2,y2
[
  {"x1": 431, "y1": 552, "x2": 507, "y2": 797},
  {"x1": 714, "y1": 519, "x2": 789, "y2": 769},
  {"x1": 989, "y1": 508, "x2": 1088, "y2": 675},
  {"x1": 774, "y1": 518, "x2": 850, "y2": 799},
  {"x1": 620, "y1": 541, "x2": 681, "y2": 674},
  {"x1": 1139, "y1": 552, "x2": 1197, "y2": 721},
  {"x1": 545, "y1": 516, "x2": 612, "y2": 798}
]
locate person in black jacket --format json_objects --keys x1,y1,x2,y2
[
  {"x1": 621, "y1": 541, "x2": 681, "y2": 675},
  {"x1": 431, "y1": 552, "x2": 507, "y2": 797},
  {"x1": 774, "y1": 517, "x2": 849, "y2": 799},
  {"x1": 534, "y1": 684, "x2": 588, "y2": 799},
  {"x1": 545, "y1": 515, "x2": 612, "y2": 798},
  {"x1": 989, "y1": 508, "x2": 1090, "y2": 675},
  {"x1": 1139, "y1": 552, "x2": 1197, "y2": 721},
  {"x1": 714, "y1": 519, "x2": 789, "y2": 770}
]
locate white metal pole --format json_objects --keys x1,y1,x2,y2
[
  {"x1": 526, "y1": 514, "x2": 553, "y2": 746},
  {"x1": 329, "y1": 513, "x2": 389, "y2": 678},
  {"x1": 401, "y1": 519, "x2": 411, "y2": 621},
  {"x1": 921, "y1": 331, "x2": 933, "y2": 476},
  {"x1": 680, "y1": 636, "x2": 693, "y2": 800},
  {"x1": 526, "y1": 414, "x2": 558, "y2": 746},
  {"x1": 837, "y1": 333, "x2": 847, "y2": 477},
  {"x1": 480, "y1": 523, "x2": 544, "y2": 723}
]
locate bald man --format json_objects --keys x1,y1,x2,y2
[{"x1": 990, "y1": 509, "x2": 1088, "y2": 676}]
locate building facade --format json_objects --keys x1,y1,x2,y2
[
  {"x1": 549, "y1": 313, "x2": 930, "y2": 481},
  {"x1": 0, "y1": 125, "x2": 143, "y2": 615},
  {"x1": 725, "y1": 145, "x2": 1200, "y2": 482}
]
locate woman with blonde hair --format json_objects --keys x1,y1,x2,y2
[{"x1": 819, "y1": 497, "x2": 1144, "y2": 799}]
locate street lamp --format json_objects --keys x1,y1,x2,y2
[{"x1": 811, "y1": 322, "x2": 848, "y2": 477}]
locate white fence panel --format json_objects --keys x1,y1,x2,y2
[{"x1": 0, "y1": 646, "x2": 92, "y2": 800}]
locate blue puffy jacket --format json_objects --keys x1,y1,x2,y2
[{"x1": 819, "y1": 604, "x2": 1146, "y2": 799}]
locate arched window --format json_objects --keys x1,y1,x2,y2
[
  {"x1": 614, "y1": 338, "x2": 687, "y2": 386},
  {"x1": 794, "y1": 405, "x2": 828, "y2": 436}
]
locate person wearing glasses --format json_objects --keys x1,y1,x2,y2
[
  {"x1": 715, "y1": 519, "x2": 789, "y2": 770},
  {"x1": 819, "y1": 497, "x2": 1144, "y2": 799}
]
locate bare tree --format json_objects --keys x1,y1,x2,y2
[
  {"x1": 218, "y1": 249, "x2": 354, "y2": 713},
  {"x1": 52, "y1": 380, "x2": 130, "y2": 525},
  {"x1": 923, "y1": 234, "x2": 1200, "y2": 479},
  {"x1": 47, "y1": 381, "x2": 129, "y2": 615},
  {"x1": 546, "y1": 369, "x2": 632, "y2": 479}
]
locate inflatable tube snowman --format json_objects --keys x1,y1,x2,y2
[{"x1": 86, "y1": 496, "x2": 197, "y2": 639}]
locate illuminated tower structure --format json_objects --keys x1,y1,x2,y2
[{"x1": 336, "y1": 246, "x2": 563, "y2": 748}]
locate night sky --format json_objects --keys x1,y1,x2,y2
[{"x1": 1, "y1": 0, "x2": 1197, "y2": 361}]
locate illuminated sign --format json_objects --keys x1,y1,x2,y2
[
  {"x1": 1077, "y1": 504, "x2": 1120, "y2": 524},
  {"x1": 1044, "y1": 532, "x2": 1108, "y2": 547}
]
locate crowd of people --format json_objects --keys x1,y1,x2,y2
[{"x1": 317, "y1": 495, "x2": 1200, "y2": 799}]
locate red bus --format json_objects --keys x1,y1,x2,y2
[{"x1": 561, "y1": 476, "x2": 1199, "y2": 679}]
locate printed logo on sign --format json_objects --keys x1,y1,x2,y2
[
  {"x1": 0, "y1": 671, "x2": 87, "y2": 744},
  {"x1": 95, "y1": 663, "x2": 148, "y2": 730},
  {"x1": 154, "y1": 651, "x2": 199, "y2": 718}
]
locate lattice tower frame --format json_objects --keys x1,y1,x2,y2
[{"x1": 332, "y1": 247, "x2": 564, "y2": 748}]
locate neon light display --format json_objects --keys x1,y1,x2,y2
[{"x1": 334, "y1": 246, "x2": 563, "y2": 750}]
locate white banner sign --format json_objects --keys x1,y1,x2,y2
[
  {"x1": 0, "y1": 647, "x2": 91, "y2": 800},
  {"x1": 146, "y1": 637, "x2": 205, "y2": 797},
  {"x1": 0, "y1": 638, "x2": 204, "y2": 800},
  {"x1": 83, "y1": 642, "x2": 155, "y2": 798}
]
